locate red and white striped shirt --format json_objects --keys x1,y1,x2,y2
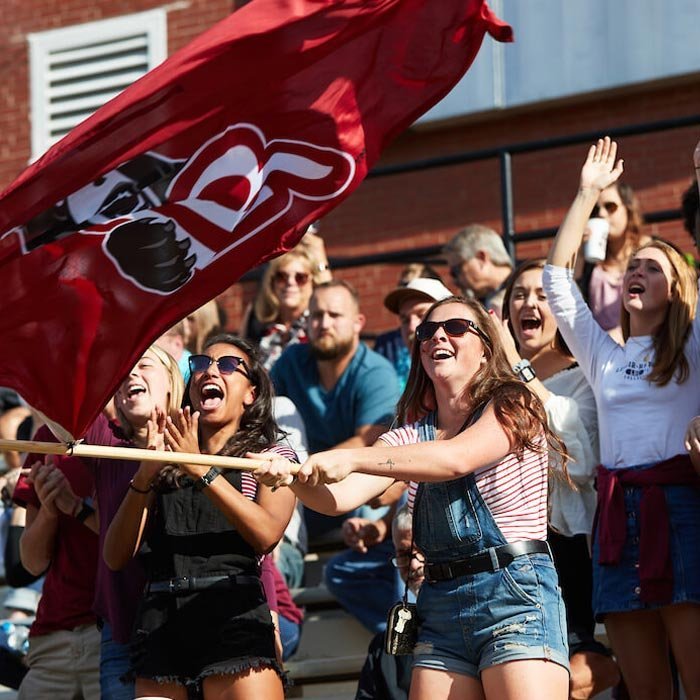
[
  {"x1": 379, "y1": 424, "x2": 548, "y2": 543},
  {"x1": 240, "y1": 443, "x2": 298, "y2": 502}
]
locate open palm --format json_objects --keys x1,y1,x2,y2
[{"x1": 580, "y1": 136, "x2": 624, "y2": 191}]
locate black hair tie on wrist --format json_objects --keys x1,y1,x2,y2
[{"x1": 129, "y1": 479, "x2": 151, "y2": 494}]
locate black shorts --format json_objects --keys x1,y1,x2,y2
[{"x1": 130, "y1": 578, "x2": 282, "y2": 687}]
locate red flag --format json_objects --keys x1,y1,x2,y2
[{"x1": 0, "y1": 0, "x2": 512, "y2": 439}]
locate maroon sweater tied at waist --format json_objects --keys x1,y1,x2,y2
[{"x1": 596, "y1": 455, "x2": 700, "y2": 605}]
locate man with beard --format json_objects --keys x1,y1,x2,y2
[
  {"x1": 271, "y1": 280, "x2": 399, "y2": 457},
  {"x1": 271, "y1": 280, "x2": 402, "y2": 627}
]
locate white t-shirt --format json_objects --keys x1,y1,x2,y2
[
  {"x1": 544, "y1": 365, "x2": 599, "y2": 537},
  {"x1": 543, "y1": 264, "x2": 700, "y2": 469},
  {"x1": 378, "y1": 424, "x2": 548, "y2": 543}
]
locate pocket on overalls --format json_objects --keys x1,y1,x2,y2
[{"x1": 419, "y1": 479, "x2": 482, "y2": 554}]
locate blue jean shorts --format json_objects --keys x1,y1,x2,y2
[
  {"x1": 413, "y1": 553, "x2": 569, "y2": 677},
  {"x1": 592, "y1": 482, "x2": 700, "y2": 619}
]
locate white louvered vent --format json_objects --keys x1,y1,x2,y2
[{"x1": 28, "y1": 10, "x2": 167, "y2": 160}]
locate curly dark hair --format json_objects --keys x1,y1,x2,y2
[{"x1": 156, "y1": 333, "x2": 280, "y2": 489}]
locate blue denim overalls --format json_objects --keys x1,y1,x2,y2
[{"x1": 411, "y1": 413, "x2": 569, "y2": 677}]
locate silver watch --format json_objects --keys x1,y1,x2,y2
[{"x1": 512, "y1": 359, "x2": 536, "y2": 383}]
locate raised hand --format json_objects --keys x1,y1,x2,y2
[
  {"x1": 580, "y1": 136, "x2": 624, "y2": 193},
  {"x1": 165, "y1": 407, "x2": 200, "y2": 455}
]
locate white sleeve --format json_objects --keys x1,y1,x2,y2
[
  {"x1": 544, "y1": 390, "x2": 598, "y2": 486},
  {"x1": 542, "y1": 264, "x2": 617, "y2": 386}
]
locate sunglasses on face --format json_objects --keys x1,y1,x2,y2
[
  {"x1": 592, "y1": 201, "x2": 619, "y2": 216},
  {"x1": 274, "y1": 271, "x2": 310, "y2": 286},
  {"x1": 415, "y1": 318, "x2": 490, "y2": 345},
  {"x1": 188, "y1": 354, "x2": 250, "y2": 379}
]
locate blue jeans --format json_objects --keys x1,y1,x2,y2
[
  {"x1": 278, "y1": 614, "x2": 301, "y2": 661},
  {"x1": 324, "y1": 538, "x2": 402, "y2": 634},
  {"x1": 100, "y1": 622, "x2": 134, "y2": 700}
]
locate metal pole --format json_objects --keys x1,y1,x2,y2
[{"x1": 499, "y1": 150, "x2": 515, "y2": 260}]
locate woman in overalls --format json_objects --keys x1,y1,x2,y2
[{"x1": 254, "y1": 296, "x2": 570, "y2": 699}]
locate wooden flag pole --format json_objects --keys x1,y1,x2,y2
[{"x1": 0, "y1": 438, "x2": 284, "y2": 472}]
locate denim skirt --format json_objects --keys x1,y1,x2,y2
[{"x1": 592, "y1": 482, "x2": 700, "y2": 619}]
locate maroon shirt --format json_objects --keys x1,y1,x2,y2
[
  {"x1": 14, "y1": 426, "x2": 98, "y2": 637},
  {"x1": 80, "y1": 414, "x2": 148, "y2": 644}
]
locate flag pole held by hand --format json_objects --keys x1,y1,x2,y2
[{"x1": 0, "y1": 438, "x2": 294, "y2": 473}]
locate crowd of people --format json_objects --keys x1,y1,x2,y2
[{"x1": 0, "y1": 136, "x2": 699, "y2": 700}]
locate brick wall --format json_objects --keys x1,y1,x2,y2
[{"x1": 3, "y1": 3, "x2": 699, "y2": 338}]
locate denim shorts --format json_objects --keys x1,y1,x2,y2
[
  {"x1": 413, "y1": 553, "x2": 569, "y2": 677},
  {"x1": 592, "y1": 482, "x2": 700, "y2": 619}
]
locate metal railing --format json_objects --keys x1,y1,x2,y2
[{"x1": 336, "y1": 114, "x2": 700, "y2": 268}]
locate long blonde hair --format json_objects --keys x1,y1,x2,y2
[
  {"x1": 253, "y1": 249, "x2": 316, "y2": 324},
  {"x1": 620, "y1": 240, "x2": 698, "y2": 387},
  {"x1": 114, "y1": 345, "x2": 184, "y2": 437}
]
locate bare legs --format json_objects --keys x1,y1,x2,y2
[
  {"x1": 605, "y1": 604, "x2": 700, "y2": 700},
  {"x1": 135, "y1": 667, "x2": 284, "y2": 700},
  {"x1": 410, "y1": 659, "x2": 569, "y2": 700}
]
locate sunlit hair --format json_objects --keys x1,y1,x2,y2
[
  {"x1": 254, "y1": 249, "x2": 316, "y2": 324},
  {"x1": 603, "y1": 182, "x2": 644, "y2": 249},
  {"x1": 397, "y1": 297, "x2": 568, "y2": 471},
  {"x1": 186, "y1": 300, "x2": 222, "y2": 354},
  {"x1": 158, "y1": 334, "x2": 281, "y2": 489},
  {"x1": 501, "y1": 259, "x2": 572, "y2": 358},
  {"x1": 115, "y1": 345, "x2": 184, "y2": 438},
  {"x1": 620, "y1": 240, "x2": 698, "y2": 386}
]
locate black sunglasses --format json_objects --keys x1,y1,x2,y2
[
  {"x1": 415, "y1": 318, "x2": 490, "y2": 345},
  {"x1": 592, "y1": 201, "x2": 619, "y2": 216},
  {"x1": 189, "y1": 354, "x2": 250, "y2": 379}
]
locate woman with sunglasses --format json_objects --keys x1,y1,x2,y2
[
  {"x1": 579, "y1": 167, "x2": 650, "y2": 341},
  {"x1": 104, "y1": 334, "x2": 296, "y2": 700},
  {"x1": 254, "y1": 297, "x2": 571, "y2": 700},
  {"x1": 499, "y1": 259, "x2": 621, "y2": 699},
  {"x1": 544, "y1": 137, "x2": 700, "y2": 699},
  {"x1": 243, "y1": 234, "x2": 331, "y2": 370}
]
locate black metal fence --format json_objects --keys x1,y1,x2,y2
[{"x1": 337, "y1": 114, "x2": 700, "y2": 269}]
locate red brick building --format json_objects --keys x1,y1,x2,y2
[{"x1": 2, "y1": 1, "x2": 699, "y2": 336}]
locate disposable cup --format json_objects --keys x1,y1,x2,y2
[{"x1": 583, "y1": 217, "x2": 609, "y2": 263}]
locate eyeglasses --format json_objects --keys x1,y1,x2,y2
[
  {"x1": 188, "y1": 354, "x2": 250, "y2": 379},
  {"x1": 415, "y1": 318, "x2": 490, "y2": 345},
  {"x1": 592, "y1": 201, "x2": 619, "y2": 216},
  {"x1": 274, "y1": 271, "x2": 310, "y2": 286},
  {"x1": 390, "y1": 552, "x2": 426, "y2": 568},
  {"x1": 449, "y1": 263, "x2": 463, "y2": 281}
]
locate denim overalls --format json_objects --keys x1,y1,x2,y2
[{"x1": 411, "y1": 414, "x2": 569, "y2": 677}]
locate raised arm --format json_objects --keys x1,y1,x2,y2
[{"x1": 548, "y1": 137, "x2": 624, "y2": 269}]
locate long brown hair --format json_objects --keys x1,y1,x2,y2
[
  {"x1": 620, "y1": 240, "x2": 698, "y2": 386},
  {"x1": 501, "y1": 259, "x2": 572, "y2": 358},
  {"x1": 397, "y1": 297, "x2": 568, "y2": 466}
]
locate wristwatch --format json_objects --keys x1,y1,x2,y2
[
  {"x1": 74, "y1": 497, "x2": 96, "y2": 524},
  {"x1": 512, "y1": 359, "x2": 537, "y2": 383},
  {"x1": 193, "y1": 467, "x2": 222, "y2": 492}
]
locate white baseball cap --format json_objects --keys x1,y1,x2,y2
[{"x1": 384, "y1": 278, "x2": 454, "y2": 314}]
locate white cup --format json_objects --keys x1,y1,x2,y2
[{"x1": 583, "y1": 217, "x2": 609, "y2": 263}]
